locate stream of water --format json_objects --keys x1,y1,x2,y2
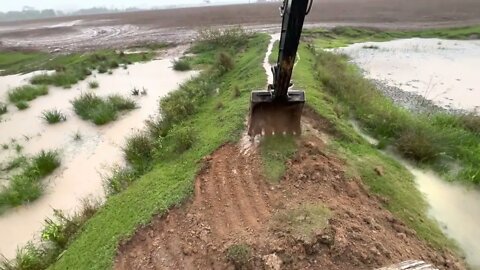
[
  {"x1": 0, "y1": 55, "x2": 196, "y2": 258},
  {"x1": 351, "y1": 121, "x2": 480, "y2": 269}
]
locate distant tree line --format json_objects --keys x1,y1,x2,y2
[
  {"x1": 0, "y1": 6, "x2": 143, "y2": 22},
  {"x1": 0, "y1": 7, "x2": 58, "y2": 22}
]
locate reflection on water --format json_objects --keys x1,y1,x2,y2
[
  {"x1": 0, "y1": 58, "x2": 196, "y2": 258},
  {"x1": 351, "y1": 120, "x2": 480, "y2": 268}
]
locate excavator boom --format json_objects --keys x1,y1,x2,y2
[{"x1": 248, "y1": 0, "x2": 311, "y2": 136}]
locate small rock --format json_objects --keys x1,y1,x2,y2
[
  {"x1": 263, "y1": 253, "x2": 282, "y2": 270},
  {"x1": 181, "y1": 245, "x2": 192, "y2": 256},
  {"x1": 396, "y1": 232, "x2": 407, "y2": 240}
]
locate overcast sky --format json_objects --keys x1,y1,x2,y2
[{"x1": 0, "y1": 0, "x2": 252, "y2": 12}]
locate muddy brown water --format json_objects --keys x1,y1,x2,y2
[
  {"x1": 0, "y1": 55, "x2": 196, "y2": 258},
  {"x1": 351, "y1": 121, "x2": 480, "y2": 269}
]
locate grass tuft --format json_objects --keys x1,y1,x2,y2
[
  {"x1": 0, "y1": 150, "x2": 60, "y2": 211},
  {"x1": 72, "y1": 93, "x2": 136, "y2": 125},
  {"x1": 0, "y1": 103, "x2": 7, "y2": 115},
  {"x1": 104, "y1": 167, "x2": 137, "y2": 196},
  {"x1": 172, "y1": 58, "x2": 192, "y2": 71},
  {"x1": 8, "y1": 85, "x2": 48, "y2": 104},
  {"x1": 216, "y1": 52, "x2": 234, "y2": 74},
  {"x1": 41, "y1": 109, "x2": 67, "y2": 124},
  {"x1": 123, "y1": 133, "x2": 154, "y2": 172},
  {"x1": 130, "y1": 87, "x2": 139, "y2": 96},
  {"x1": 88, "y1": 81, "x2": 99, "y2": 89},
  {"x1": 226, "y1": 244, "x2": 252, "y2": 270},
  {"x1": 15, "y1": 101, "x2": 29, "y2": 110}
]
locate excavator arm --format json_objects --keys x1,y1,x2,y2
[{"x1": 248, "y1": 0, "x2": 311, "y2": 136}]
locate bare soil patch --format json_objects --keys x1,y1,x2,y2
[{"x1": 114, "y1": 119, "x2": 463, "y2": 269}]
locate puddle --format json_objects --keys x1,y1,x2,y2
[
  {"x1": 336, "y1": 38, "x2": 480, "y2": 112},
  {"x1": 351, "y1": 120, "x2": 480, "y2": 269},
  {"x1": 0, "y1": 57, "x2": 197, "y2": 258},
  {"x1": 263, "y1": 33, "x2": 280, "y2": 86}
]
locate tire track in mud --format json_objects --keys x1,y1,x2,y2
[
  {"x1": 115, "y1": 124, "x2": 465, "y2": 270},
  {"x1": 115, "y1": 144, "x2": 274, "y2": 269}
]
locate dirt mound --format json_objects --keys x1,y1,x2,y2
[{"x1": 115, "y1": 133, "x2": 463, "y2": 269}]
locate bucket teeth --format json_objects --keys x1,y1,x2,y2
[{"x1": 248, "y1": 90, "x2": 304, "y2": 136}]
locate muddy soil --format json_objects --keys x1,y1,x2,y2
[
  {"x1": 2, "y1": 0, "x2": 480, "y2": 52},
  {"x1": 114, "y1": 122, "x2": 463, "y2": 269}
]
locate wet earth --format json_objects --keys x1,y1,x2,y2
[{"x1": 2, "y1": 0, "x2": 480, "y2": 52}]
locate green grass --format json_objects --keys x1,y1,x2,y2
[
  {"x1": 269, "y1": 40, "x2": 279, "y2": 64},
  {"x1": 72, "y1": 93, "x2": 136, "y2": 125},
  {"x1": 310, "y1": 48, "x2": 480, "y2": 183},
  {"x1": 1, "y1": 155, "x2": 27, "y2": 172},
  {"x1": 293, "y1": 40, "x2": 459, "y2": 252},
  {"x1": 88, "y1": 81, "x2": 99, "y2": 89},
  {"x1": 0, "y1": 199, "x2": 100, "y2": 270},
  {"x1": 41, "y1": 109, "x2": 67, "y2": 124},
  {"x1": 0, "y1": 103, "x2": 7, "y2": 115},
  {"x1": 226, "y1": 243, "x2": 252, "y2": 269},
  {"x1": 49, "y1": 33, "x2": 268, "y2": 270},
  {"x1": 260, "y1": 135, "x2": 297, "y2": 183},
  {"x1": 0, "y1": 51, "x2": 50, "y2": 75},
  {"x1": 8, "y1": 85, "x2": 48, "y2": 105},
  {"x1": 0, "y1": 150, "x2": 60, "y2": 212},
  {"x1": 172, "y1": 58, "x2": 192, "y2": 71},
  {"x1": 15, "y1": 101, "x2": 29, "y2": 110},
  {"x1": 305, "y1": 25, "x2": 480, "y2": 48}
]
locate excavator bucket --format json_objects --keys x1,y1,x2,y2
[{"x1": 248, "y1": 90, "x2": 304, "y2": 136}]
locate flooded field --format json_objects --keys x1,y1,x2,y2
[
  {"x1": 351, "y1": 121, "x2": 480, "y2": 269},
  {"x1": 0, "y1": 55, "x2": 196, "y2": 258},
  {"x1": 337, "y1": 38, "x2": 480, "y2": 113}
]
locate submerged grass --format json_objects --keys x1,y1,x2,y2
[
  {"x1": 305, "y1": 25, "x2": 480, "y2": 49},
  {"x1": 50, "y1": 32, "x2": 268, "y2": 270},
  {"x1": 15, "y1": 101, "x2": 29, "y2": 110},
  {"x1": 0, "y1": 199, "x2": 101, "y2": 270},
  {"x1": 0, "y1": 150, "x2": 60, "y2": 212},
  {"x1": 88, "y1": 81, "x2": 99, "y2": 89},
  {"x1": 0, "y1": 103, "x2": 7, "y2": 115},
  {"x1": 41, "y1": 109, "x2": 67, "y2": 124},
  {"x1": 72, "y1": 93, "x2": 136, "y2": 125},
  {"x1": 0, "y1": 49, "x2": 157, "y2": 89},
  {"x1": 8, "y1": 85, "x2": 48, "y2": 105},
  {"x1": 172, "y1": 58, "x2": 192, "y2": 71}
]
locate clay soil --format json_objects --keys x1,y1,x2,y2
[
  {"x1": 114, "y1": 120, "x2": 463, "y2": 270},
  {"x1": 1, "y1": 0, "x2": 480, "y2": 52}
]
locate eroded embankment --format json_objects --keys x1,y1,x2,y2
[{"x1": 114, "y1": 120, "x2": 462, "y2": 270}]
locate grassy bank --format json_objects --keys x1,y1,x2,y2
[
  {"x1": 304, "y1": 25, "x2": 480, "y2": 48},
  {"x1": 46, "y1": 32, "x2": 268, "y2": 270},
  {"x1": 294, "y1": 41, "x2": 459, "y2": 251},
  {"x1": 311, "y1": 47, "x2": 479, "y2": 184}
]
